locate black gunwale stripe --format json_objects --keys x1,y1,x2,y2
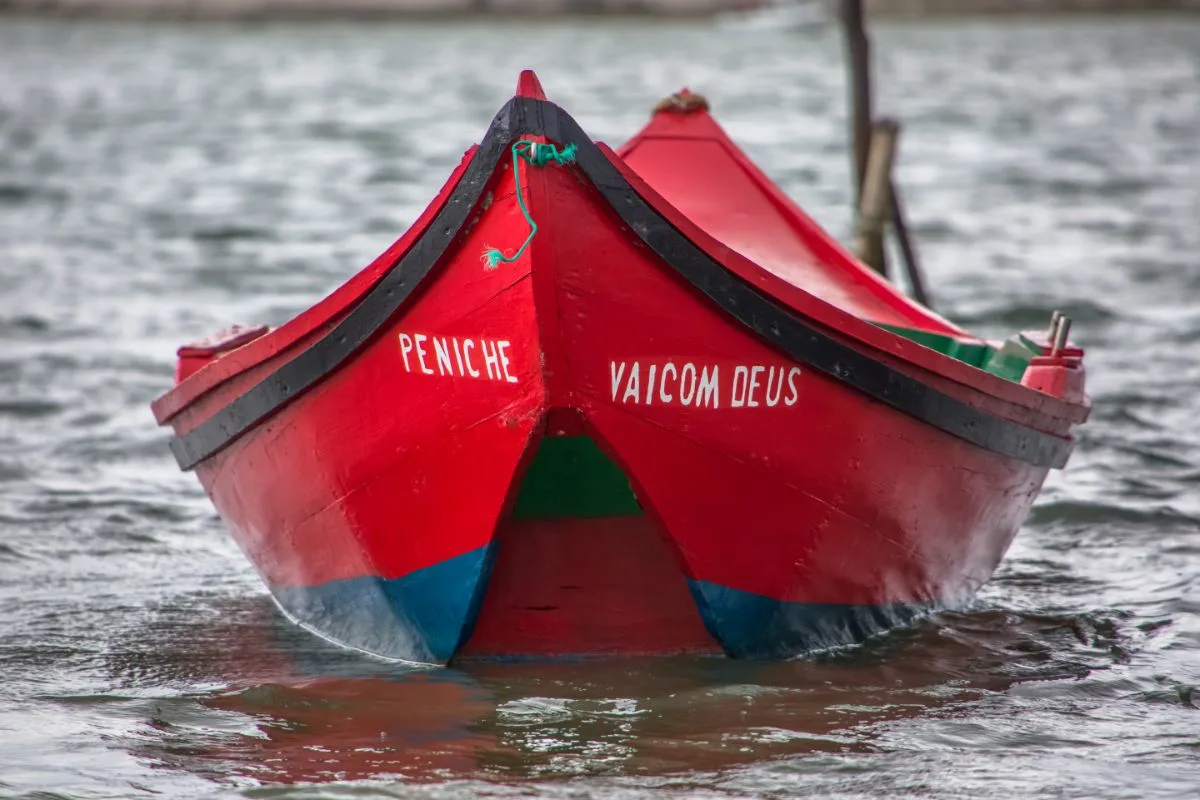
[{"x1": 170, "y1": 97, "x2": 1074, "y2": 471}]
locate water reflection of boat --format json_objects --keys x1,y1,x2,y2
[
  {"x1": 202, "y1": 674, "x2": 499, "y2": 783},
  {"x1": 108, "y1": 596, "x2": 502, "y2": 784},
  {"x1": 151, "y1": 71, "x2": 1088, "y2": 667},
  {"x1": 112, "y1": 596, "x2": 1102, "y2": 787}
]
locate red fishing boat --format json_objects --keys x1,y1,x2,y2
[{"x1": 151, "y1": 71, "x2": 1089, "y2": 665}]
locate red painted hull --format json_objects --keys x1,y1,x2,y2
[{"x1": 152, "y1": 73, "x2": 1088, "y2": 664}]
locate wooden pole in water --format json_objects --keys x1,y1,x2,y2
[
  {"x1": 839, "y1": 0, "x2": 934, "y2": 309},
  {"x1": 854, "y1": 118, "x2": 898, "y2": 275},
  {"x1": 840, "y1": 0, "x2": 873, "y2": 208}
]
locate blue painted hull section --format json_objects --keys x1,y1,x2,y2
[
  {"x1": 687, "y1": 579, "x2": 936, "y2": 659},
  {"x1": 272, "y1": 545, "x2": 494, "y2": 665},
  {"x1": 270, "y1": 550, "x2": 936, "y2": 663}
]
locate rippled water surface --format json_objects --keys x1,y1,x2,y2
[{"x1": 2, "y1": 14, "x2": 1199, "y2": 799}]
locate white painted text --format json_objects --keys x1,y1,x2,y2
[
  {"x1": 398, "y1": 332, "x2": 518, "y2": 383},
  {"x1": 609, "y1": 360, "x2": 801, "y2": 409}
]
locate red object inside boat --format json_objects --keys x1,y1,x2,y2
[{"x1": 174, "y1": 324, "x2": 269, "y2": 384}]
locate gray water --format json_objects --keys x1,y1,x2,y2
[{"x1": 1, "y1": 14, "x2": 1199, "y2": 799}]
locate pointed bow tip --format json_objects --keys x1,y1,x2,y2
[{"x1": 515, "y1": 70, "x2": 548, "y2": 101}]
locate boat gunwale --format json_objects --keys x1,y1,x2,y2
[
  {"x1": 161, "y1": 95, "x2": 1084, "y2": 472},
  {"x1": 615, "y1": 111, "x2": 1088, "y2": 421},
  {"x1": 595, "y1": 140, "x2": 1090, "y2": 427}
]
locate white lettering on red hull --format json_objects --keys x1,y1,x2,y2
[
  {"x1": 609, "y1": 360, "x2": 800, "y2": 409},
  {"x1": 398, "y1": 332, "x2": 518, "y2": 383}
]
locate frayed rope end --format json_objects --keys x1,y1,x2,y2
[{"x1": 481, "y1": 247, "x2": 506, "y2": 269}]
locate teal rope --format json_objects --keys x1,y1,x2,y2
[{"x1": 482, "y1": 140, "x2": 577, "y2": 269}]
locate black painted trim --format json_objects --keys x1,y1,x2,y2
[{"x1": 170, "y1": 97, "x2": 1074, "y2": 471}]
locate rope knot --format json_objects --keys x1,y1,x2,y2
[
  {"x1": 520, "y1": 141, "x2": 578, "y2": 168},
  {"x1": 652, "y1": 88, "x2": 710, "y2": 116}
]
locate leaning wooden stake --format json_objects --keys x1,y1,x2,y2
[
  {"x1": 854, "y1": 118, "x2": 899, "y2": 276},
  {"x1": 888, "y1": 179, "x2": 933, "y2": 308}
]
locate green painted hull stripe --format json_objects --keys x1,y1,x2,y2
[
  {"x1": 512, "y1": 436, "x2": 643, "y2": 519},
  {"x1": 873, "y1": 322, "x2": 1036, "y2": 382}
]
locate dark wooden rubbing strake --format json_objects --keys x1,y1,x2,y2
[{"x1": 169, "y1": 97, "x2": 1074, "y2": 472}]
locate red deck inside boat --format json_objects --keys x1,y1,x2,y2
[{"x1": 618, "y1": 98, "x2": 965, "y2": 335}]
